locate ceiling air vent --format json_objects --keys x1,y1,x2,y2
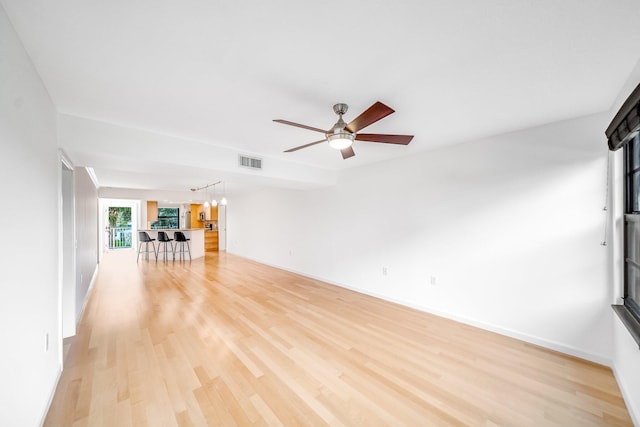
[{"x1": 238, "y1": 155, "x2": 262, "y2": 170}]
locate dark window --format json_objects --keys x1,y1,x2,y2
[
  {"x1": 624, "y1": 135, "x2": 640, "y2": 322},
  {"x1": 152, "y1": 207, "x2": 180, "y2": 229}
]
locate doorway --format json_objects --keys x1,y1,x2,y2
[
  {"x1": 99, "y1": 199, "x2": 139, "y2": 261},
  {"x1": 107, "y1": 206, "x2": 132, "y2": 249}
]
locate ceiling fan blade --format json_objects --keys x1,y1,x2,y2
[
  {"x1": 355, "y1": 133, "x2": 414, "y2": 145},
  {"x1": 345, "y1": 101, "x2": 395, "y2": 133},
  {"x1": 341, "y1": 146, "x2": 355, "y2": 159},
  {"x1": 273, "y1": 119, "x2": 327, "y2": 134},
  {"x1": 284, "y1": 139, "x2": 327, "y2": 153}
]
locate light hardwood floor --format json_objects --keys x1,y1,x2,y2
[{"x1": 45, "y1": 250, "x2": 633, "y2": 426}]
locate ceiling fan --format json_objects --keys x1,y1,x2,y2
[{"x1": 274, "y1": 101, "x2": 414, "y2": 159}]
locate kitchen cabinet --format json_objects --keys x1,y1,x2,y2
[
  {"x1": 205, "y1": 231, "x2": 218, "y2": 252},
  {"x1": 190, "y1": 204, "x2": 204, "y2": 228},
  {"x1": 189, "y1": 205, "x2": 219, "y2": 252},
  {"x1": 146, "y1": 201, "x2": 158, "y2": 228}
]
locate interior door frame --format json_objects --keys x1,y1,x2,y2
[
  {"x1": 218, "y1": 204, "x2": 227, "y2": 251},
  {"x1": 58, "y1": 151, "x2": 76, "y2": 362}
]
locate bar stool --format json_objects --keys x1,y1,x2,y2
[
  {"x1": 137, "y1": 231, "x2": 157, "y2": 262},
  {"x1": 174, "y1": 231, "x2": 191, "y2": 261},
  {"x1": 157, "y1": 231, "x2": 174, "y2": 261}
]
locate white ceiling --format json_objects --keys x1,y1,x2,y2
[{"x1": 3, "y1": 0, "x2": 640, "y2": 197}]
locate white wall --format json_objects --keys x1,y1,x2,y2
[
  {"x1": 74, "y1": 167, "x2": 98, "y2": 322},
  {"x1": 0, "y1": 4, "x2": 61, "y2": 425},
  {"x1": 61, "y1": 161, "x2": 75, "y2": 338},
  {"x1": 613, "y1": 314, "x2": 640, "y2": 425},
  {"x1": 229, "y1": 112, "x2": 613, "y2": 364}
]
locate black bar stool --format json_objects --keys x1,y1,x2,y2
[
  {"x1": 157, "y1": 231, "x2": 174, "y2": 261},
  {"x1": 137, "y1": 231, "x2": 157, "y2": 262},
  {"x1": 174, "y1": 231, "x2": 191, "y2": 261}
]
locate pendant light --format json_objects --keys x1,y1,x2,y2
[
  {"x1": 203, "y1": 189, "x2": 209, "y2": 208},
  {"x1": 190, "y1": 180, "x2": 228, "y2": 207},
  {"x1": 221, "y1": 181, "x2": 227, "y2": 205}
]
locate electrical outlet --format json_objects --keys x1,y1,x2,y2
[
  {"x1": 382, "y1": 267, "x2": 388, "y2": 276},
  {"x1": 430, "y1": 276, "x2": 437, "y2": 286}
]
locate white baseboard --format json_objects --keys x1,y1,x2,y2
[
  {"x1": 364, "y1": 290, "x2": 612, "y2": 366},
  {"x1": 229, "y1": 251, "x2": 612, "y2": 367},
  {"x1": 611, "y1": 314, "x2": 640, "y2": 427},
  {"x1": 611, "y1": 365, "x2": 640, "y2": 427},
  {"x1": 77, "y1": 264, "x2": 99, "y2": 324},
  {"x1": 44, "y1": 263, "x2": 99, "y2": 425},
  {"x1": 39, "y1": 366, "x2": 62, "y2": 427}
]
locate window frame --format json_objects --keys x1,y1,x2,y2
[
  {"x1": 154, "y1": 207, "x2": 180, "y2": 229},
  {"x1": 622, "y1": 136, "x2": 640, "y2": 346}
]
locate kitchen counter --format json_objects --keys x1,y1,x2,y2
[{"x1": 140, "y1": 228, "x2": 205, "y2": 259}]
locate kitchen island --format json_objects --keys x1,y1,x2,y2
[{"x1": 140, "y1": 228, "x2": 205, "y2": 260}]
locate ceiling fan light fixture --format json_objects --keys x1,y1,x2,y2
[
  {"x1": 277, "y1": 101, "x2": 413, "y2": 159},
  {"x1": 327, "y1": 132, "x2": 354, "y2": 150}
]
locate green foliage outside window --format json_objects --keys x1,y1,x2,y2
[
  {"x1": 108, "y1": 207, "x2": 132, "y2": 227},
  {"x1": 153, "y1": 207, "x2": 180, "y2": 229}
]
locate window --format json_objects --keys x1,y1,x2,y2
[
  {"x1": 152, "y1": 207, "x2": 180, "y2": 229},
  {"x1": 608, "y1": 82, "x2": 640, "y2": 344},
  {"x1": 624, "y1": 135, "x2": 640, "y2": 325}
]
